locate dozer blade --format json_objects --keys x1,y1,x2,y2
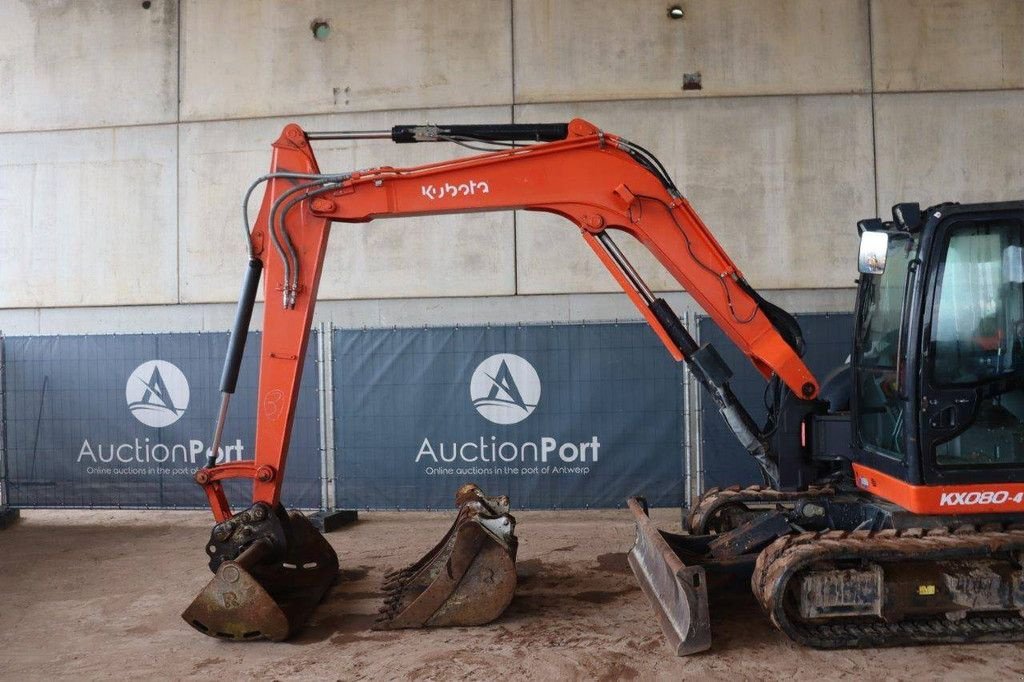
[
  {"x1": 376, "y1": 485, "x2": 517, "y2": 629},
  {"x1": 627, "y1": 497, "x2": 712, "y2": 655},
  {"x1": 183, "y1": 511, "x2": 339, "y2": 641}
]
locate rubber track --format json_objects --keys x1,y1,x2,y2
[
  {"x1": 686, "y1": 485, "x2": 835, "y2": 535},
  {"x1": 751, "y1": 526, "x2": 1024, "y2": 648}
]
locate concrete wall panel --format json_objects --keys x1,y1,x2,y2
[
  {"x1": 0, "y1": 1, "x2": 177, "y2": 132},
  {"x1": 0, "y1": 288, "x2": 858, "y2": 337},
  {"x1": 179, "y1": 106, "x2": 515, "y2": 303},
  {"x1": 872, "y1": 0, "x2": 1024, "y2": 92},
  {"x1": 180, "y1": 0, "x2": 512, "y2": 121},
  {"x1": 513, "y1": 0, "x2": 870, "y2": 102},
  {"x1": 0, "y1": 309, "x2": 40, "y2": 337},
  {"x1": 514, "y1": 96, "x2": 873, "y2": 294},
  {"x1": 0, "y1": 126, "x2": 178, "y2": 307},
  {"x1": 875, "y1": 91, "x2": 1024, "y2": 213},
  {"x1": 2, "y1": 0, "x2": 1022, "y2": 320}
]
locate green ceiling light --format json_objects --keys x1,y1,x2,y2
[
  {"x1": 311, "y1": 20, "x2": 331, "y2": 41},
  {"x1": 667, "y1": 5, "x2": 684, "y2": 19}
]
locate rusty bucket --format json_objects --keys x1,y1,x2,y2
[
  {"x1": 182, "y1": 509, "x2": 339, "y2": 641},
  {"x1": 375, "y1": 484, "x2": 518, "y2": 629}
]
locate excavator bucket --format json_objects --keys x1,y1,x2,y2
[
  {"x1": 375, "y1": 483, "x2": 517, "y2": 629},
  {"x1": 626, "y1": 497, "x2": 712, "y2": 655},
  {"x1": 183, "y1": 510, "x2": 339, "y2": 641}
]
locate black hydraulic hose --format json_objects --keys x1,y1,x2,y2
[
  {"x1": 267, "y1": 180, "x2": 327, "y2": 299},
  {"x1": 248, "y1": 173, "x2": 348, "y2": 308},
  {"x1": 241, "y1": 172, "x2": 343, "y2": 258},
  {"x1": 619, "y1": 140, "x2": 677, "y2": 193},
  {"x1": 633, "y1": 142, "x2": 676, "y2": 191},
  {"x1": 277, "y1": 183, "x2": 343, "y2": 305},
  {"x1": 266, "y1": 178, "x2": 339, "y2": 304}
]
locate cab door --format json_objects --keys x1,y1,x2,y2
[
  {"x1": 852, "y1": 230, "x2": 920, "y2": 482},
  {"x1": 919, "y1": 210, "x2": 1024, "y2": 485}
]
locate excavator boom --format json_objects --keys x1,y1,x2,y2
[
  {"x1": 186, "y1": 117, "x2": 819, "y2": 643},
  {"x1": 198, "y1": 118, "x2": 816, "y2": 520}
]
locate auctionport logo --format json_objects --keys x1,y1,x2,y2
[
  {"x1": 126, "y1": 360, "x2": 190, "y2": 427},
  {"x1": 470, "y1": 354, "x2": 540, "y2": 425},
  {"x1": 417, "y1": 352, "x2": 599, "y2": 472}
]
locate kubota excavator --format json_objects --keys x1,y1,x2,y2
[{"x1": 182, "y1": 118, "x2": 1024, "y2": 653}]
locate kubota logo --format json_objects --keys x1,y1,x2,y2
[
  {"x1": 470, "y1": 354, "x2": 540, "y2": 425},
  {"x1": 421, "y1": 180, "x2": 490, "y2": 200},
  {"x1": 126, "y1": 360, "x2": 190, "y2": 427}
]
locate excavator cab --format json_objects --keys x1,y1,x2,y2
[{"x1": 851, "y1": 200, "x2": 1024, "y2": 506}]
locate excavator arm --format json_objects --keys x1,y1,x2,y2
[
  {"x1": 181, "y1": 116, "x2": 825, "y2": 645},
  {"x1": 196, "y1": 117, "x2": 817, "y2": 522}
]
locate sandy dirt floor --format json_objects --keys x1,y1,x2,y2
[{"x1": 1, "y1": 507, "x2": 1023, "y2": 681}]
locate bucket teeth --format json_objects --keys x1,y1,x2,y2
[
  {"x1": 373, "y1": 484, "x2": 518, "y2": 630},
  {"x1": 382, "y1": 571, "x2": 410, "y2": 588},
  {"x1": 182, "y1": 510, "x2": 339, "y2": 642}
]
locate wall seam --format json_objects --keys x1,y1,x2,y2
[
  {"x1": 510, "y1": 0, "x2": 518, "y2": 296},
  {"x1": 175, "y1": 0, "x2": 183, "y2": 304},
  {"x1": 867, "y1": 0, "x2": 880, "y2": 217},
  {"x1": 6, "y1": 88, "x2": 1024, "y2": 138},
  {"x1": 1, "y1": 286, "x2": 860, "y2": 312}
]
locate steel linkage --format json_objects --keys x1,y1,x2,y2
[{"x1": 687, "y1": 484, "x2": 836, "y2": 535}]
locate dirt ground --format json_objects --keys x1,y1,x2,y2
[{"x1": 1, "y1": 508, "x2": 1022, "y2": 681}]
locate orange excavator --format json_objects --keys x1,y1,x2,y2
[{"x1": 183, "y1": 118, "x2": 1024, "y2": 652}]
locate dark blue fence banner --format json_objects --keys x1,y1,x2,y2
[
  {"x1": 332, "y1": 323, "x2": 685, "y2": 510},
  {"x1": 2, "y1": 332, "x2": 320, "y2": 509},
  {"x1": 698, "y1": 313, "x2": 854, "y2": 490}
]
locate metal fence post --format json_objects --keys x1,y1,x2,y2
[
  {"x1": 680, "y1": 315, "x2": 691, "y2": 511},
  {"x1": 686, "y1": 313, "x2": 704, "y2": 513},
  {"x1": 322, "y1": 322, "x2": 337, "y2": 511},
  {"x1": 316, "y1": 323, "x2": 330, "y2": 511},
  {"x1": 309, "y1": 322, "x2": 355, "y2": 532},
  {"x1": 0, "y1": 333, "x2": 20, "y2": 528},
  {"x1": 0, "y1": 335, "x2": 7, "y2": 501}
]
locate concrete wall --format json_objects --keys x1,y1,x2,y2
[{"x1": 1, "y1": 0, "x2": 1022, "y2": 335}]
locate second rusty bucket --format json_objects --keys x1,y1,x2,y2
[{"x1": 374, "y1": 484, "x2": 518, "y2": 629}]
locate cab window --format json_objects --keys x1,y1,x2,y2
[
  {"x1": 932, "y1": 220, "x2": 1024, "y2": 467},
  {"x1": 933, "y1": 222, "x2": 1024, "y2": 385},
  {"x1": 855, "y1": 233, "x2": 918, "y2": 460}
]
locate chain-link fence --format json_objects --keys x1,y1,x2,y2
[
  {"x1": 0, "y1": 332, "x2": 321, "y2": 509},
  {"x1": 331, "y1": 322, "x2": 686, "y2": 510},
  {"x1": 0, "y1": 322, "x2": 692, "y2": 513},
  {"x1": 0, "y1": 314, "x2": 855, "y2": 514}
]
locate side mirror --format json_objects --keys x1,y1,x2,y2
[{"x1": 858, "y1": 231, "x2": 889, "y2": 275}]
